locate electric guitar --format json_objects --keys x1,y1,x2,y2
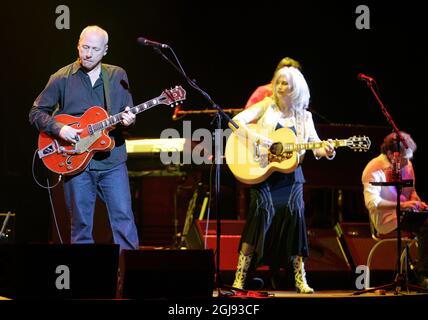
[
  {"x1": 225, "y1": 124, "x2": 371, "y2": 184},
  {"x1": 37, "y1": 86, "x2": 186, "y2": 176}
]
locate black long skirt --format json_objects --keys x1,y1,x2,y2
[{"x1": 239, "y1": 168, "x2": 309, "y2": 270}]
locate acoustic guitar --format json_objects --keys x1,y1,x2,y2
[{"x1": 225, "y1": 123, "x2": 371, "y2": 184}]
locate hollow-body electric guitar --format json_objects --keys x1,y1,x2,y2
[
  {"x1": 225, "y1": 124, "x2": 371, "y2": 184},
  {"x1": 37, "y1": 86, "x2": 186, "y2": 176}
]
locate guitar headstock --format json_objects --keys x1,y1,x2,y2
[
  {"x1": 347, "y1": 136, "x2": 371, "y2": 152},
  {"x1": 161, "y1": 85, "x2": 186, "y2": 107}
]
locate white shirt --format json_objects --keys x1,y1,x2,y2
[
  {"x1": 232, "y1": 97, "x2": 321, "y2": 157},
  {"x1": 362, "y1": 154, "x2": 416, "y2": 234},
  {"x1": 87, "y1": 64, "x2": 101, "y2": 87}
]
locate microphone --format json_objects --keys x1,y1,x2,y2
[
  {"x1": 357, "y1": 73, "x2": 375, "y2": 83},
  {"x1": 137, "y1": 37, "x2": 169, "y2": 49},
  {"x1": 172, "y1": 104, "x2": 181, "y2": 121}
]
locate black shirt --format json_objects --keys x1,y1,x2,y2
[{"x1": 29, "y1": 60, "x2": 134, "y2": 170}]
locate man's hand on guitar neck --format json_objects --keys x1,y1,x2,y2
[
  {"x1": 120, "y1": 106, "x2": 136, "y2": 126},
  {"x1": 59, "y1": 125, "x2": 83, "y2": 144}
]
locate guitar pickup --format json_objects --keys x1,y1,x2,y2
[{"x1": 88, "y1": 124, "x2": 94, "y2": 135}]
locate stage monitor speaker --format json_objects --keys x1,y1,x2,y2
[
  {"x1": 0, "y1": 244, "x2": 119, "y2": 299},
  {"x1": 119, "y1": 249, "x2": 215, "y2": 299}
]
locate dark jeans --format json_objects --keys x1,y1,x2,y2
[{"x1": 64, "y1": 163, "x2": 139, "y2": 251}]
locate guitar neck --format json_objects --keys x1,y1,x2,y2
[
  {"x1": 91, "y1": 96, "x2": 162, "y2": 132},
  {"x1": 286, "y1": 139, "x2": 348, "y2": 152}
]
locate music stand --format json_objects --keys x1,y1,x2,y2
[{"x1": 354, "y1": 75, "x2": 428, "y2": 295}]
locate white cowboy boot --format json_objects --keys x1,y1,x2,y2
[
  {"x1": 293, "y1": 256, "x2": 314, "y2": 294},
  {"x1": 232, "y1": 251, "x2": 253, "y2": 289}
]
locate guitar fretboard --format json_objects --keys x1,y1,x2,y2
[
  {"x1": 89, "y1": 96, "x2": 165, "y2": 134},
  {"x1": 283, "y1": 140, "x2": 348, "y2": 152}
]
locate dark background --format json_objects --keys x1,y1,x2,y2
[{"x1": 1, "y1": 0, "x2": 426, "y2": 243}]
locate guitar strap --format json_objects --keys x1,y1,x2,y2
[{"x1": 101, "y1": 64, "x2": 112, "y2": 115}]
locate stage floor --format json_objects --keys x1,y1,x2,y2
[
  {"x1": 215, "y1": 288, "x2": 428, "y2": 298},
  {"x1": 2, "y1": 289, "x2": 428, "y2": 319}
]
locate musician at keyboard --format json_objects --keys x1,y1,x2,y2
[{"x1": 362, "y1": 131, "x2": 428, "y2": 288}]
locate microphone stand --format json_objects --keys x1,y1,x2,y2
[
  {"x1": 150, "y1": 46, "x2": 239, "y2": 295},
  {"x1": 353, "y1": 78, "x2": 428, "y2": 295}
]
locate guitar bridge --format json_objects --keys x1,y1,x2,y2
[{"x1": 268, "y1": 152, "x2": 292, "y2": 163}]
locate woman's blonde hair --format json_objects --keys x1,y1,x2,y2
[{"x1": 272, "y1": 66, "x2": 310, "y2": 111}]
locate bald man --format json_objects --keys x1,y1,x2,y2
[{"x1": 29, "y1": 25, "x2": 139, "y2": 251}]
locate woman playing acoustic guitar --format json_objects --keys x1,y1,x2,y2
[{"x1": 229, "y1": 66, "x2": 336, "y2": 293}]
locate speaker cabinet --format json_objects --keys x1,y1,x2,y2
[
  {"x1": 118, "y1": 249, "x2": 215, "y2": 299},
  {"x1": 0, "y1": 244, "x2": 119, "y2": 299}
]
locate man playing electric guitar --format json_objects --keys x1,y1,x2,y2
[{"x1": 29, "y1": 25, "x2": 139, "y2": 251}]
